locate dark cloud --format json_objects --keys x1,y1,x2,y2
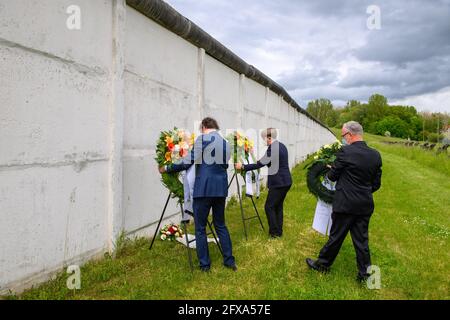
[
  {"x1": 340, "y1": 56, "x2": 450, "y2": 96},
  {"x1": 166, "y1": 0, "x2": 450, "y2": 111},
  {"x1": 354, "y1": 0, "x2": 450, "y2": 64}
]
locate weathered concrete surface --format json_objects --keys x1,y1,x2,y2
[
  {"x1": 0, "y1": 0, "x2": 114, "y2": 294},
  {"x1": 0, "y1": 1, "x2": 336, "y2": 294}
]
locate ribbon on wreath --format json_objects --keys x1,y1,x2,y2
[{"x1": 243, "y1": 156, "x2": 260, "y2": 198}]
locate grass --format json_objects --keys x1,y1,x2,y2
[{"x1": 7, "y1": 132, "x2": 450, "y2": 300}]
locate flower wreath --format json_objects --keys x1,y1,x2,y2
[
  {"x1": 306, "y1": 141, "x2": 342, "y2": 204},
  {"x1": 155, "y1": 128, "x2": 194, "y2": 203},
  {"x1": 226, "y1": 131, "x2": 258, "y2": 181}
]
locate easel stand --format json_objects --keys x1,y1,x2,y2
[
  {"x1": 228, "y1": 172, "x2": 265, "y2": 240},
  {"x1": 149, "y1": 192, "x2": 223, "y2": 272}
]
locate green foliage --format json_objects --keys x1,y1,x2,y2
[
  {"x1": 331, "y1": 94, "x2": 450, "y2": 141},
  {"x1": 427, "y1": 133, "x2": 444, "y2": 143},
  {"x1": 373, "y1": 116, "x2": 413, "y2": 139},
  {"x1": 306, "y1": 162, "x2": 335, "y2": 204},
  {"x1": 367, "y1": 94, "x2": 388, "y2": 120},
  {"x1": 114, "y1": 230, "x2": 129, "y2": 258},
  {"x1": 160, "y1": 172, "x2": 184, "y2": 203},
  {"x1": 307, "y1": 98, "x2": 337, "y2": 127},
  {"x1": 155, "y1": 129, "x2": 186, "y2": 203},
  {"x1": 306, "y1": 142, "x2": 342, "y2": 204}
]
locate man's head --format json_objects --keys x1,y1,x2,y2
[
  {"x1": 200, "y1": 117, "x2": 219, "y2": 133},
  {"x1": 342, "y1": 121, "x2": 364, "y2": 145},
  {"x1": 261, "y1": 128, "x2": 278, "y2": 146}
]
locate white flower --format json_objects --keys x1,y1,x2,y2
[
  {"x1": 161, "y1": 234, "x2": 167, "y2": 240},
  {"x1": 166, "y1": 231, "x2": 171, "y2": 235},
  {"x1": 314, "y1": 155, "x2": 319, "y2": 160},
  {"x1": 173, "y1": 226, "x2": 178, "y2": 232},
  {"x1": 174, "y1": 144, "x2": 180, "y2": 152}
]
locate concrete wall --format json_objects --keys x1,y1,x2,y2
[{"x1": 0, "y1": 0, "x2": 336, "y2": 293}]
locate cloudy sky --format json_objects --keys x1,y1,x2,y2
[{"x1": 165, "y1": 0, "x2": 450, "y2": 112}]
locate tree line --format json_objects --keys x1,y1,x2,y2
[{"x1": 306, "y1": 94, "x2": 450, "y2": 143}]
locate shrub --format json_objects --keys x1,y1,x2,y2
[{"x1": 427, "y1": 133, "x2": 444, "y2": 143}]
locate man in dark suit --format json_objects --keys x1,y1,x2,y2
[
  {"x1": 306, "y1": 121, "x2": 382, "y2": 281},
  {"x1": 235, "y1": 128, "x2": 292, "y2": 238},
  {"x1": 159, "y1": 117, "x2": 236, "y2": 272}
]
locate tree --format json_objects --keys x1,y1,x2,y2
[
  {"x1": 306, "y1": 98, "x2": 336, "y2": 127},
  {"x1": 325, "y1": 108, "x2": 338, "y2": 127},
  {"x1": 307, "y1": 93, "x2": 449, "y2": 140},
  {"x1": 336, "y1": 100, "x2": 365, "y2": 127},
  {"x1": 374, "y1": 116, "x2": 412, "y2": 139},
  {"x1": 365, "y1": 94, "x2": 388, "y2": 133},
  {"x1": 427, "y1": 133, "x2": 444, "y2": 143}
]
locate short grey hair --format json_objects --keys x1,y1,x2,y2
[
  {"x1": 261, "y1": 128, "x2": 278, "y2": 139},
  {"x1": 343, "y1": 121, "x2": 364, "y2": 135}
]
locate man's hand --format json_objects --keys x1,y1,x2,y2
[
  {"x1": 234, "y1": 162, "x2": 243, "y2": 170},
  {"x1": 158, "y1": 166, "x2": 166, "y2": 174}
]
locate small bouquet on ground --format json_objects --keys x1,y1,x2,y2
[
  {"x1": 306, "y1": 141, "x2": 342, "y2": 204},
  {"x1": 160, "y1": 223, "x2": 184, "y2": 241},
  {"x1": 155, "y1": 128, "x2": 195, "y2": 203},
  {"x1": 226, "y1": 131, "x2": 257, "y2": 180}
]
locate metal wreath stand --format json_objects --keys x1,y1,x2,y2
[{"x1": 149, "y1": 171, "x2": 265, "y2": 271}]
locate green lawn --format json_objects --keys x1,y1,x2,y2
[{"x1": 8, "y1": 132, "x2": 450, "y2": 300}]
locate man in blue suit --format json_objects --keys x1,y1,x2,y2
[
  {"x1": 235, "y1": 128, "x2": 292, "y2": 238},
  {"x1": 159, "y1": 117, "x2": 236, "y2": 272}
]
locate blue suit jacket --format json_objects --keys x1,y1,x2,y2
[
  {"x1": 167, "y1": 131, "x2": 230, "y2": 198},
  {"x1": 243, "y1": 140, "x2": 292, "y2": 189}
]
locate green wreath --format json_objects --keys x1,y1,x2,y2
[
  {"x1": 306, "y1": 162, "x2": 335, "y2": 204},
  {"x1": 155, "y1": 128, "x2": 194, "y2": 204},
  {"x1": 305, "y1": 141, "x2": 342, "y2": 204}
]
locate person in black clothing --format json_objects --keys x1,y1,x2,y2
[
  {"x1": 306, "y1": 121, "x2": 382, "y2": 282},
  {"x1": 235, "y1": 128, "x2": 292, "y2": 238}
]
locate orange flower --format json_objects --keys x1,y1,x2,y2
[
  {"x1": 165, "y1": 151, "x2": 171, "y2": 162},
  {"x1": 167, "y1": 142, "x2": 175, "y2": 151},
  {"x1": 165, "y1": 136, "x2": 173, "y2": 146}
]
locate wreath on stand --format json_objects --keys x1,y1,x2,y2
[
  {"x1": 155, "y1": 128, "x2": 195, "y2": 204},
  {"x1": 306, "y1": 141, "x2": 342, "y2": 204},
  {"x1": 226, "y1": 131, "x2": 258, "y2": 181}
]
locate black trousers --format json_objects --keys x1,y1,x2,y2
[
  {"x1": 193, "y1": 197, "x2": 235, "y2": 268},
  {"x1": 264, "y1": 185, "x2": 291, "y2": 237},
  {"x1": 317, "y1": 212, "x2": 371, "y2": 277}
]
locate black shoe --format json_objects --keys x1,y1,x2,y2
[
  {"x1": 224, "y1": 264, "x2": 238, "y2": 272},
  {"x1": 305, "y1": 258, "x2": 330, "y2": 273},
  {"x1": 200, "y1": 267, "x2": 210, "y2": 273},
  {"x1": 356, "y1": 274, "x2": 369, "y2": 283}
]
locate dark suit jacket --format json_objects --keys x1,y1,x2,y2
[
  {"x1": 327, "y1": 141, "x2": 382, "y2": 215},
  {"x1": 167, "y1": 131, "x2": 230, "y2": 198},
  {"x1": 243, "y1": 140, "x2": 292, "y2": 189}
]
